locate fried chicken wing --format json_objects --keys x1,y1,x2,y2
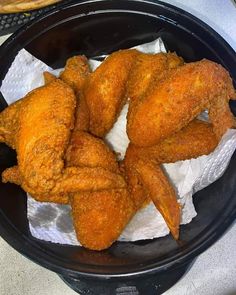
[
  {"x1": 73, "y1": 94, "x2": 90, "y2": 132},
  {"x1": 126, "y1": 52, "x2": 184, "y2": 103},
  {"x1": 127, "y1": 119, "x2": 218, "y2": 164},
  {"x1": 65, "y1": 130, "x2": 119, "y2": 172},
  {"x1": 135, "y1": 160, "x2": 181, "y2": 239},
  {"x1": 71, "y1": 188, "x2": 134, "y2": 250},
  {"x1": 2, "y1": 79, "x2": 126, "y2": 200},
  {"x1": 123, "y1": 119, "x2": 219, "y2": 239},
  {"x1": 59, "y1": 55, "x2": 91, "y2": 95},
  {"x1": 2, "y1": 165, "x2": 125, "y2": 202},
  {"x1": 83, "y1": 49, "x2": 139, "y2": 137},
  {"x1": 44, "y1": 55, "x2": 91, "y2": 94},
  {"x1": 43, "y1": 71, "x2": 56, "y2": 84},
  {"x1": 43, "y1": 56, "x2": 92, "y2": 132},
  {"x1": 3, "y1": 151, "x2": 126, "y2": 198},
  {"x1": 65, "y1": 131, "x2": 135, "y2": 250},
  {"x1": 208, "y1": 93, "x2": 235, "y2": 140},
  {"x1": 127, "y1": 59, "x2": 235, "y2": 146},
  {"x1": 59, "y1": 55, "x2": 91, "y2": 132},
  {"x1": 0, "y1": 99, "x2": 25, "y2": 149},
  {"x1": 16, "y1": 79, "x2": 75, "y2": 194},
  {"x1": 121, "y1": 148, "x2": 149, "y2": 210},
  {"x1": 123, "y1": 135, "x2": 180, "y2": 237}
]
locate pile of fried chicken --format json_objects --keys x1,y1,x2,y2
[{"x1": 0, "y1": 49, "x2": 235, "y2": 250}]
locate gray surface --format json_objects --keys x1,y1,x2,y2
[
  {"x1": 0, "y1": 223, "x2": 236, "y2": 295},
  {"x1": 1, "y1": 0, "x2": 236, "y2": 294}
]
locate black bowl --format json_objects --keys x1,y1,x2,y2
[{"x1": 0, "y1": 1, "x2": 236, "y2": 294}]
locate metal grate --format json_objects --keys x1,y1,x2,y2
[{"x1": 0, "y1": 0, "x2": 72, "y2": 36}]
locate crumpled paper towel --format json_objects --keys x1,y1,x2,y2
[{"x1": 1, "y1": 38, "x2": 236, "y2": 246}]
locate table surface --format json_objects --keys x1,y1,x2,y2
[{"x1": 0, "y1": 0, "x2": 236, "y2": 294}]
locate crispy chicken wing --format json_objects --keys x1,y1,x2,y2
[
  {"x1": 126, "y1": 52, "x2": 184, "y2": 103},
  {"x1": 59, "y1": 55, "x2": 91, "y2": 132},
  {"x1": 43, "y1": 71, "x2": 57, "y2": 84},
  {"x1": 71, "y1": 188, "x2": 134, "y2": 250},
  {"x1": 65, "y1": 130, "x2": 119, "y2": 172},
  {"x1": 83, "y1": 49, "x2": 139, "y2": 137},
  {"x1": 127, "y1": 59, "x2": 235, "y2": 146},
  {"x1": 127, "y1": 119, "x2": 218, "y2": 164},
  {"x1": 123, "y1": 119, "x2": 219, "y2": 239},
  {"x1": 44, "y1": 56, "x2": 91, "y2": 132},
  {"x1": 0, "y1": 99, "x2": 25, "y2": 149},
  {"x1": 65, "y1": 131, "x2": 135, "y2": 250},
  {"x1": 59, "y1": 55, "x2": 91, "y2": 95},
  {"x1": 2, "y1": 80, "x2": 126, "y2": 200},
  {"x1": 135, "y1": 160, "x2": 181, "y2": 239}
]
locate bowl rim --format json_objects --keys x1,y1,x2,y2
[{"x1": 0, "y1": 0, "x2": 236, "y2": 279}]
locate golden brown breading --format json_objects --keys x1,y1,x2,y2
[
  {"x1": 208, "y1": 94, "x2": 235, "y2": 140},
  {"x1": 65, "y1": 130, "x2": 135, "y2": 250},
  {"x1": 121, "y1": 148, "x2": 150, "y2": 210},
  {"x1": 0, "y1": 99, "x2": 24, "y2": 149},
  {"x1": 126, "y1": 52, "x2": 184, "y2": 103},
  {"x1": 65, "y1": 130, "x2": 119, "y2": 172},
  {"x1": 2, "y1": 165, "x2": 125, "y2": 197},
  {"x1": 1, "y1": 166, "x2": 21, "y2": 184},
  {"x1": 32, "y1": 193, "x2": 69, "y2": 204},
  {"x1": 2, "y1": 80, "x2": 126, "y2": 200},
  {"x1": 0, "y1": 81, "x2": 71, "y2": 204},
  {"x1": 73, "y1": 94, "x2": 90, "y2": 132},
  {"x1": 127, "y1": 119, "x2": 218, "y2": 165},
  {"x1": 123, "y1": 146, "x2": 181, "y2": 238},
  {"x1": 123, "y1": 153, "x2": 181, "y2": 240},
  {"x1": 122, "y1": 52, "x2": 183, "y2": 210},
  {"x1": 71, "y1": 188, "x2": 135, "y2": 250},
  {"x1": 44, "y1": 167, "x2": 126, "y2": 195},
  {"x1": 126, "y1": 52, "x2": 167, "y2": 103},
  {"x1": 59, "y1": 55, "x2": 91, "y2": 95},
  {"x1": 166, "y1": 51, "x2": 185, "y2": 69},
  {"x1": 127, "y1": 59, "x2": 235, "y2": 146},
  {"x1": 16, "y1": 79, "x2": 76, "y2": 194},
  {"x1": 59, "y1": 55, "x2": 91, "y2": 132},
  {"x1": 135, "y1": 160, "x2": 181, "y2": 240},
  {"x1": 43, "y1": 71, "x2": 57, "y2": 85},
  {"x1": 58, "y1": 55, "x2": 91, "y2": 131},
  {"x1": 44, "y1": 56, "x2": 91, "y2": 94},
  {"x1": 123, "y1": 119, "x2": 219, "y2": 240},
  {"x1": 83, "y1": 49, "x2": 139, "y2": 137},
  {"x1": 2, "y1": 128, "x2": 125, "y2": 206}
]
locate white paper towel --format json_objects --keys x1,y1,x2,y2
[{"x1": 1, "y1": 38, "x2": 236, "y2": 246}]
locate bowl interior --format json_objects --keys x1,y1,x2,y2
[{"x1": 0, "y1": 0, "x2": 236, "y2": 277}]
